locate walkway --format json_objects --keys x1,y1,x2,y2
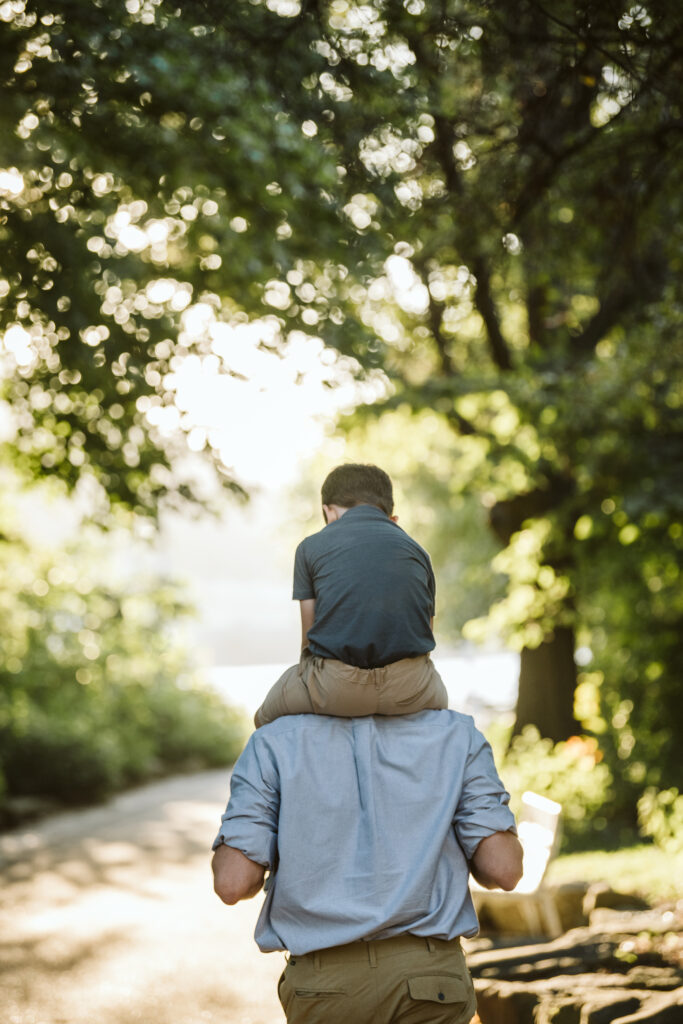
[{"x1": 0, "y1": 770, "x2": 285, "y2": 1024}]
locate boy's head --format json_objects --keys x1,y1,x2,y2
[{"x1": 321, "y1": 463, "x2": 394, "y2": 517}]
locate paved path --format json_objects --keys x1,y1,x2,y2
[{"x1": 0, "y1": 771, "x2": 286, "y2": 1024}]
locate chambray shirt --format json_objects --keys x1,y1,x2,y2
[{"x1": 213, "y1": 711, "x2": 516, "y2": 955}]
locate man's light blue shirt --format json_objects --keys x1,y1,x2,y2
[{"x1": 213, "y1": 710, "x2": 516, "y2": 955}]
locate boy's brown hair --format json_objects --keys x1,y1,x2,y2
[{"x1": 321, "y1": 463, "x2": 394, "y2": 516}]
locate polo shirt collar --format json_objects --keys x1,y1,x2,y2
[{"x1": 337, "y1": 504, "x2": 388, "y2": 523}]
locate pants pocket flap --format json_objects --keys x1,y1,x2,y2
[{"x1": 408, "y1": 974, "x2": 470, "y2": 1004}]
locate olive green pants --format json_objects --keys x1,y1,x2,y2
[
  {"x1": 254, "y1": 650, "x2": 448, "y2": 728},
  {"x1": 278, "y1": 933, "x2": 477, "y2": 1024}
]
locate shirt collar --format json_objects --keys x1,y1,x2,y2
[{"x1": 335, "y1": 504, "x2": 389, "y2": 524}]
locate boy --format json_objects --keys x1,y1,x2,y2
[{"x1": 254, "y1": 463, "x2": 447, "y2": 727}]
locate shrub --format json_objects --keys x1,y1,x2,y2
[
  {"x1": 1, "y1": 711, "x2": 125, "y2": 804},
  {"x1": 143, "y1": 680, "x2": 248, "y2": 770},
  {"x1": 495, "y1": 725, "x2": 613, "y2": 850},
  {"x1": 0, "y1": 536, "x2": 250, "y2": 811},
  {"x1": 637, "y1": 787, "x2": 683, "y2": 854},
  {"x1": 0, "y1": 680, "x2": 249, "y2": 807}
]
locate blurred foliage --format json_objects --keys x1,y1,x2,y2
[
  {"x1": 263, "y1": 1, "x2": 682, "y2": 807},
  {"x1": 0, "y1": 514, "x2": 249, "y2": 810},
  {"x1": 0, "y1": 0, "x2": 365, "y2": 519},
  {"x1": 637, "y1": 787, "x2": 683, "y2": 855},
  {"x1": 1, "y1": 0, "x2": 682, "y2": 819},
  {"x1": 487, "y1": 723, "x2": 613, "y2": 850}
]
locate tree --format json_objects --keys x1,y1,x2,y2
[
  {"x1": 240, "y1": 0, "x2": 682, "y2": 793},
  {"x1": 2, "y1": 1, "x2": 682, "y2": 782},
  {"x1": 0, "y1": 0, "x2": 349, "y2": 519},
  {"x1": 238, "y1": 0, "x2": 682, "y2": 750}
]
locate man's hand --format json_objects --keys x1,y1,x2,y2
[
  {"x1": 212, "y1": 844, "x2": 266, "y2": 905},
  {"x1": 470, "y1": 830, "x2": 523, "y2": 891}
]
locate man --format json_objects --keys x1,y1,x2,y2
[{"x1": 212, "y1": 710, "x2": 523, "y2": 1023}]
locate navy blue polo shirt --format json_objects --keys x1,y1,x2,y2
[{"x1": 292, "y1": 505, "x2": 436, "y2": 668}]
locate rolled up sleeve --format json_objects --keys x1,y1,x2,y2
[
  {"x1": 453, "y1": 726, "x2": 517, "y2": 860},
  {"x1": 212, "y1": 736, "x2": 280, "y2": 870}
]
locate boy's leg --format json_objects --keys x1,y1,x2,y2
[
  {"x1": 304, "y1": 657, "x2": 380, "y2": 716},
  {"x1": 253, "y1": 657, "x2": 316, "y2": 728},
  {"x1": 254, "y1": 653, "x2": 381, "y2": 727},
  {"x1": 255, "y1": 654, "x2": 449, "y2": 726},
  {"x1": 376, "y1": 655, "x2": 449, "y2": 715}
]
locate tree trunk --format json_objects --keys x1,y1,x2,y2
[
  {"x1": 512, "y1": 625, "x2": 578, "y2": 742},
  {"x1": 488, "y1": 486, "x2": 579, "y2": 743}
]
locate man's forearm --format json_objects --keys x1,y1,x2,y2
[
  {"x1": 469, "y1": 861, "x2": 503, "y2": 890},
  {"x1": 470, "y1": 830, "x2": 523, "y2": 891},
  {"x1": 212, "y1": 844, "x2": 266, "y2": 905}
]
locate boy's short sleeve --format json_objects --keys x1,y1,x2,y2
[
  {"x1": 292, "y1": 539, "x2": 315, "y2": 600},
  {"x1": 427, "y1": 556, "x2": 436, "y2": 617}
]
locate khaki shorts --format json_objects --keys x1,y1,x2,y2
[
  {"x1": 278, "y1": 932, "x2": 477, "y2": 1024},
  {"x1": 254, "y1": 649, "x2": 448, "y2": 728}
]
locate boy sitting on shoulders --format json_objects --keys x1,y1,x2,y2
[{"x1": 254, "y1": 463, "x2": 447, "y2": 727}]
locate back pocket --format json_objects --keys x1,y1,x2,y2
[{"x1": 407, "y1": 973, "x2": 471, "y2": 1004}]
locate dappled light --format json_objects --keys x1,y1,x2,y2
[
  {"x1": 1, "y1": 770, "x2": 285, "y2": 1024},
  {"x1": 0, "y1": 1, "x2": 681, "y2": 1019},
  {"x1": 0, "y1": 0, "x2": 680, "y2": 795}
]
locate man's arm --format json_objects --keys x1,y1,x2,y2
[
  {"x1": 453, "y1": 723, "x2": 523, "y2": 890},
  {"x1": 469, "y1": 830, "x2": 523, "y2": 891},
  {"x1": 300, "y1": 598, "x2": 315, "y2": 651},
  {"x1": 212, "y1": 843, "x2": 266, "y2": 905}
]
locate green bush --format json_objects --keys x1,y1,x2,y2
[
  {"x1": 146, "y1": 682, "x2": 247, "y2": 769},
  {"x1": 2, "y1": 711, "x2": 126, "y2": 803},
  {"x1": 637, "y1": 787, "x2": 683, "y2": 855},
  {"x1": 492, "y1": 725, "x2": 614, "y2": 850},
  {"x1": 0, "y1": 536, "x2": 250, "y2": 810},
  {"x1": 1, "y1": 684, "x2": 248, "y2": 806}
]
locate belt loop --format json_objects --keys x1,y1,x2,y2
[
  {"x1": 426, "y1": 937, "x2": 436, "y2": 953},
  {"x1": 313, "y1": 951, "x2": 321, "y2": 970},
  {"x1": 368, "y1": 941, "x2": 378, "y2": 968}
]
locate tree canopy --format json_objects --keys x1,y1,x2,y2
[{"x1": 1, "y1": 0, "x2": 349, "y2": 516}]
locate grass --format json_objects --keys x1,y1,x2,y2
[{"x1": 547, "y1": 843, "x2": 683, "y2": 905}]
